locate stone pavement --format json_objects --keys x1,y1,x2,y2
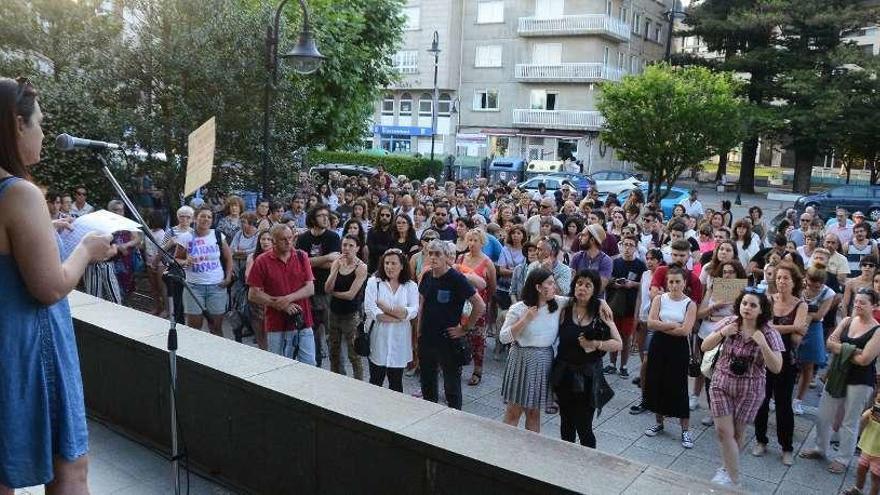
[{"x1": 15, "y1": 419, "x2": 233, "y2": 495}]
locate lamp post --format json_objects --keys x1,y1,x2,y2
[
  {"x1": 428, "y1": 31, "x2": 440, "y2": 163},
  {"x1": 261, "y1": 0, "x2": 325, "y2": 199}
]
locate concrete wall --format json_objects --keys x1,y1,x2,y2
[{"x1": 69, "y1": 291, "x2": 732, "y2": 495}]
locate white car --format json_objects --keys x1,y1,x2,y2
[{"x1": 589, "y1": 170, "x2": 641, "y2": 195}]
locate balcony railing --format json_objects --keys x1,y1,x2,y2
[
  {"x1": 518, "y1": 14, "x2": 630, "y2": 41},
  {"x1": 512, "y1": 109, "x2": 604, "y2": 130},
  {"x1": 515, "y1": 63, "x2": 624, "y2": 82}
]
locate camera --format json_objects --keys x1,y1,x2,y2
[
  {"x1": 286, "y1": 311, "x2": 306, "y2": 331},
  {"x1": 807, "y1": 303, "x2": 819, "y2": 313},
  {"x1": 729, "y1": 357, "x2": 749, "y2": 376}
]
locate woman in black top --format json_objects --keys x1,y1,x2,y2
[
  {"x1": 390, "y1": 213, "x2": 419, "y2": 256},
  {"x1": 552, "y1": 269, "x2": 622, "y2": 448},
  {"x1": 325, "y1": 235, "x2": 368, "y2": 380}
]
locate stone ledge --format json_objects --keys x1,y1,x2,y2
[{"x1": 70, "y1": 291, "x2": 736, "y2": 494}]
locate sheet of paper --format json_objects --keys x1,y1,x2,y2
[
  {"x1": 59, "y1": 210, "x2": 141, "y2": 260},
  {"x1": 184, "y1": 117, "x2": 216, "y2": 197},
  {"x1": 712, "y1": 278, "x2": 748, "y2": 304}
]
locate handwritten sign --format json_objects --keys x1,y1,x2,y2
[
  {"x1": 184, "y1": 117, "x2": 216, "y2": 197},
  {"x1": 712, "y1": 278, "x2": 748, "y2": 303}
]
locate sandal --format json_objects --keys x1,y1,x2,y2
[
  {"x1": 467, "y1": 371, "x2": 482, "y2": 386},
  {"x1": 799, "y1": 449, "x2": 824, "y2": 460},
  {"x1": 828, "y1": 461, "x2": 847, "y2": 474}
]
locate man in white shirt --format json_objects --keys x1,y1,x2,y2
[
  {"x1": 69, "y1": 186, "x2": 95, "y2": 218},
  {"x1": 524, "y1": 198, "x2": 563, "y2": 241},
  {"x1": 678, "y1": 189, "x2": 704, "y2": 222},
  {"x1": 826, "y1": 207, "x2": 854, "y2": 246}
]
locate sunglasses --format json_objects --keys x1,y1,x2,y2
[
  {"x1": 857, "y1": 287, "x2": 877, "y2": 296},
  {"x1": 862, "y1": 263, "x2": 877, "y2": 268},
  {"x1": 384, "y1": 248, "x2": 403, "y2": 255},
  {"x1": 743, "y1": 286, "x2": 766, "y2": 295}
]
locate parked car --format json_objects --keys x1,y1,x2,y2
[
  {"x1": 518, "y1": 173, "x2": 595, "y2": 197},
  {"x1": 589, "y1": 170, "x2": 642, "y2": 195},
  {"x1": 309, "y1": 163, "x2": 398, "y2": 187},
  {"x1": 794, "y1": 185, "x2": 880, "y2": 221},
  {"x1": 617, "y1": 185, "x2": 690, "y2": 219}
]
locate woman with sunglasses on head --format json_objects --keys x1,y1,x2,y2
[
  {"x1": 701, "y1": 287, "x2": 784, "y2": 487},
  {"x1": 844, "y1": 256, "x2": 879, "y2": 316},
  {"x1": 0, "y1": 77, "x2": 115, "y2": 494},
  {"x1": 643, "y1": 265, "x2": 698, "y2": 449},
  {"x1": 552, "y1": 270, "x2": 622, "y2": 448},
  {"x1": 793, "y1": 264, "x2": 834, "y2": 416},
  {"x1": 801, "y1": 287, "x2": 880, "y2": 474},
  {"x1": 752, "y1": 261, "x2": 808, "y2": 466}
]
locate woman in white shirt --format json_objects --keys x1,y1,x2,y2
[
  {"x1": 500, "y1": 267, "x2": 567, "y2": 433},
  {"x1": 364, "y1": 249, "x2": 419, "y2": 393},
  {"x1": 733, "y1": 220, "x2": 760, "y2": 270}
]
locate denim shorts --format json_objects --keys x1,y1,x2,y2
[{"x1": 183, "y1": 283, "x2": 228, "y2": 316}]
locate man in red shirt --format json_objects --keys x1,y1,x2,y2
[
  {"x1": 247, "y1": 224, "x2": 316, "y2": 364},
  {"x1": 650, "y1": 239, "x2": 703, "y2": 304}
]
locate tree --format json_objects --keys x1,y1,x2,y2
[
  {"x1": 826, "y1": 61, "x2": 880, "y2": 184},
  {"x1": 597, "y1": 64, "x2": 747, "y2": 200}
]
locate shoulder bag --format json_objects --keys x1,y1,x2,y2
[{"x1": 354, "y1": 280, "x2": 380, "y2": 357}]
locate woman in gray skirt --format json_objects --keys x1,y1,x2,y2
[{"x1": 500, "y1": 267, "x2": 568, "y2": 433}]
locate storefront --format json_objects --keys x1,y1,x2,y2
[{"x1": 372, "y1": 125, "x2": 434, "y2": 154}]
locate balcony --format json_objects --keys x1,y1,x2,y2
[
  {"x1": 515, "y1": 63, "x2": 624, "y2": 82},
  {"x1": 513, "y1": 109, "x2": 604, "y2": 131},
  {"x1": 518, "y1": 14, "x2": 630, "y2": 42}
]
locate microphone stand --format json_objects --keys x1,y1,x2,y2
[{"x1": 93, "y1": 150, "x2": 203, "y2": 495}]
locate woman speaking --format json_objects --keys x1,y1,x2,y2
[{"x1": 0, "y1": 77, "x2": 114, "y2": 494}]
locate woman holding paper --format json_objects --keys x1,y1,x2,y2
[{"x1": 0, "y1": 77, "x2": 114, "y2": 494}]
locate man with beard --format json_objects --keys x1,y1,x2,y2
[
  {"x1": 429, "y1": 205, "x2": 457, "y2": 241},
  {"x1": 570, "y1": 224, "x2": 613, "y2": 293}
]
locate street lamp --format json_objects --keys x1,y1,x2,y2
[
  {"x1": 261, "y1": 0, "x2": 325, "y2": 199},
  {"x1": 664, "y1": 0, "x2": 687, "y2": 61},
  {"x1": 428, "y1": 31, "x2": 440, "y2": 163}
]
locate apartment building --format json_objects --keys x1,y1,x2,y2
[{"x1": 372, "y1": 0, "x2": 671, "y2": 172}]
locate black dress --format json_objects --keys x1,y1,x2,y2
[{"x1": 643, "y1": 297, "x2": 691, "y2": 419}]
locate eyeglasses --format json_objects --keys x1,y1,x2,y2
[
  {"x1": 743, "y1": 286, "x2": 766, "y2": 295},
  {"x1": 15, "y1": 77, "x2": 31, "y2": 105},
  {"x1": 862, "y1": 263, "x2": 876, "y2": 268}
]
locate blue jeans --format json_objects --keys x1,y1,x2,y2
[{"x1": 267, "y1": 328, "x2": 316, "y2": 365}]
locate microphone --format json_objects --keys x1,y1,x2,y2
[{"x1": 55, "y1": 133, "x2": 120, "y2": 152}]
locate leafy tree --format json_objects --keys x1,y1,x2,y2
[{"x1": 597, "y1": 64, "x2": 747, "y2": 200}]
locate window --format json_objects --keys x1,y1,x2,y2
[
  {"x1": 381, "y1": 94, "x2": 394, "y2": 115},
  {"x1": 391, "y1": 50, "x2": 418, "y2": 74},
  {"x1": 603, "y1": 46, "x2": 610, "y2": 65},
  {"x1": 536, "y1": 0, "x2": 563, "y2": 18},
  {"x1": 399, "y1": 93, "x2": 412, "y2": 117},
  {"x1": 620, "y1": 6, "x2": 628, "y2": 22},
  {"x1": 532, "y1": 43, "x2": 562, "y2": 64},
  {"x1": 403, "y1": 7, "x2": 420, "y2": 30},
  {"x1": 862, "y1": 44, "x2": 875, "y2": 56},
  {"x1": 419, "y1": 92, "x2": 433, "y2": 116},
  {"x1": 530, "y1": 90, "x2": 557, "y2": 110},
  {"x1": 605, "y1": 0, "x2": 612, "y2": 15},
  {"x1": 477, "y1": 1, "x2": 504, "y2": 24},
  {"x1": 654, "y1": 22, "x2": 663, "y2": 42},
  {"x1": 617, "y1": 51, "x2": 624, "y2": 68},
  {"x1": 438, "y1": 93, "x2": 452, "y2": 116},
  {"x1": 644, "y1": 19, "x2": 651, "y2": 38},
  {"x1": 630, "y1": 55, "x2": 639, "y2": 73},
  {"x1": 475, "y1": 45, "x2": 503, "y2": 67},
  {"x1": 633, "y1": 13, "x2": 641, "y2": 34},
  {"x1": 473, "y1": 89, "x2": 499, "y2": 110}
]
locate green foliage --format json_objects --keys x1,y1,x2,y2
[
  {"x1": 0, "y1": 0, "x2": 405, "y2": 207},
  {"x1": 307, "y1": 150, "x2": 442, "y2": 179},
  {"x1": 597, "y1": 64, "x2": 748, "y2": 199}
]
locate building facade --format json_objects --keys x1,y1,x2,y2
[{"x1": 372, "y1": 0, "x2": 671, "y2": 173}]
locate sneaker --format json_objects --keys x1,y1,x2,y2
[
  {"x1": 793, "y1": 399, "x2": 804, "y2": 416},
  {"x1": 644, "y1": 423, "x2": 664, "y2": 437},
  {"x1": 632, "y1": 376, "x2": 641, "y2": 386},
  {"x1": 769, "y1": 398, "x2": 776, "y2": 411},
  {"x1": 619, "y1": 367, "x2": 630, "y2": 378},
  {"x1": 404, "y1": 367, "x2": 418, "y2": 377},
  {"x1": 751, "y1": 443, "x2": 767, "y2": 457},
  {"x1": 782, "y1": 451, "x2": 794, "y2": 466},
  {"x1": 603, "y1": 365, "x2": 617, "y2": 375},
  {"x1": 629, "y1": 402, "x2": 647, "y2": 415},
  {"x1": 681, "y1": 430, "x2": 695, "y2": 449},
  {"x1": 701, "y1": 415, "x2": 715, "y2": 426},
  {"x1": 689, "y1": 394, "x2": 700, "y2": 411},
  {"x1": 711, "y1": 467, "x2": 732, "y2": 485},
  {"x1": 809, "y1": 378, "x2": 818, "y2": 389}
]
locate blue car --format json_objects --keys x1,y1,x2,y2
[{"x1": 616, "y1": 185, "x2": 690, "y2": 219}]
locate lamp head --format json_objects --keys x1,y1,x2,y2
[
  {"x1": 427, "y1": 30, "x2": 440, "y2": 56},
  {"x1": 283, "y1": 30, "x2": 325, "y2": 75}
]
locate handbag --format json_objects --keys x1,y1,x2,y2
[
  {"x1": 451, "y1": 334, "x2": 473, "y2": 367},
  {"x1": 700, "y1": 337, "x2": 724, "y2": 379},
  {"x1": 355, "y1": 280, "x2": 380, "y2": 357},
  {"x1": 688, "y1": 333, "x2": 702, "y2": 378}
]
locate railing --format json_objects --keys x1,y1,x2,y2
[
  {"x1": 518, "y1": 14, "x2": 630, "y2": 41},
  {"x1": 512, "y1": 109, "x2": 604, "y2": 130},
  {"x1": 515, "y1": 63, "x2": 624, "y2": 82}
]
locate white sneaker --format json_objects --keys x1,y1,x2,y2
[
  {"x1": 701, "y1": 415, "x2": 715, "y2": 426},
  {"x1": 711, "y1": 467, "x2": 732, "y2": 485},
  {"x1": 689, "y1": 394, "x2": 700, "y2": 411},
  {"x1": 681, "y1": 430, "x2": 695, "y2": 449},
  {"x1": 645, "y1": 423, "x2": 664, "y2": 437},
  {"x1": 769, "y1": 398, "x2": 776, "y2": 411},
  {"x1": 793, "y1": 399, "x2": 804, "y2": 416}
]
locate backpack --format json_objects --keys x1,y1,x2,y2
[{"x1": 214, "y1": 229, "x2": 233, "y2": 280}]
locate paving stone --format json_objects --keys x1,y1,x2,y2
[{"x1": 619, "y1": 444, "x2": 677, "y2": 469}]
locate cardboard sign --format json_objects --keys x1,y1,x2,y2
[
  {"x1": 712, "y1": 278, "x2": 748, "y2": 303},
  {"x1": 184, "y1": 117, "x2": 216, "y2": 197}
]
